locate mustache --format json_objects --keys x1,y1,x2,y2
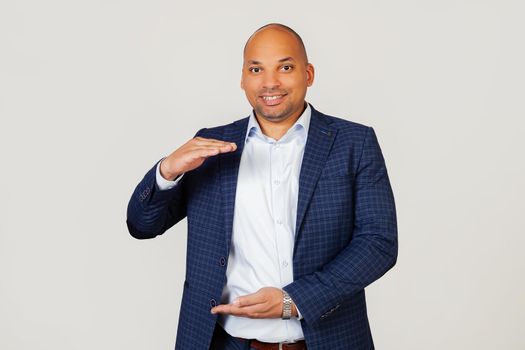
[{"x1": 257, "y1": 89, "x2": 288, "y2": 95}]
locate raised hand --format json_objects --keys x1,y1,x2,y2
[{"x1": 160, "y1": 137, "x2": 237, "y2": 180}]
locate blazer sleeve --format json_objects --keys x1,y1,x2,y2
[
  {"x1": 126, "y1": 128, "x2": 206, "y2": 239},
  {"x1": 283, "y1": 127, "x2": 398, "y2": 325}
]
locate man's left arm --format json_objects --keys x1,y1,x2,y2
[{"x1": 283, "y1": 127, "x2": 397, "y2": 324}]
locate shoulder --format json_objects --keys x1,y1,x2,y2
[
  {"x1": 312, "y1": 107, "x2": 372, "y2": 141},
  {"x1": 194, "y1": 116, "x2": 250, "y2": 139}
]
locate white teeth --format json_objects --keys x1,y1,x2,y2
[{"x1": 262, "y1": 95, "x2": 282, "y2": 101}]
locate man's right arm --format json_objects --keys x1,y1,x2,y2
[
  {"x1": 126, "y1": 133, "x2": 237, "y2": 239},
  {"x1": 126, "y1": 158, "x2": 188, "y2": 239}
]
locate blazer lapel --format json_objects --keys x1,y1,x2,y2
[
  {"x1": 220, "y1": 117, "x2": 249, "y2": 255},
  {"x1": 295, "y1": 107, "x2": 337, "y2": 244},
  {"x1": 218, "y1": 107, "x2": 336, "y2": 255}
]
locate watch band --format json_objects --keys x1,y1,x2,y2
[{"x1": 282, "y1": 290, "x2": 292, "y2": 320}]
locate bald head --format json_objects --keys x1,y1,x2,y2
[
  {"x1": 240, "y1": 23, "x2": 315, "y2": 128},
  {"x1": 243, "y1": 23, "x2": 309, "y2": 64}
]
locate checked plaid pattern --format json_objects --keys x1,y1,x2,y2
[{"x1": 126, "y1": 105, "x2": 397, "y2": 350}]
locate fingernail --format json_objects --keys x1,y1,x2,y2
[{"x1": 233, "y1": 299, "x2": 240, "y2": 306}]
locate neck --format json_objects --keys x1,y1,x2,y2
[{"x1": 256, "y1": 103, "x2": 306, "y2": 140}]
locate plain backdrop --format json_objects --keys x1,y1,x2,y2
[{"x1": 1, "y1": 1, "x2": 524, "y2": 349}]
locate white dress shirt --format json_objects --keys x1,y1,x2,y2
[{"x1": 156, "y1": 104, "x2": 311, "y2": 342}]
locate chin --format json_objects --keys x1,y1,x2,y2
[
  {"x1": 256, "y1": 106, "x2": 292, "y2": 122},
  {"x1": 263, "y1": 115, "x2": 287, "y2": 122},
  {"x1": 259, "y1": 111, "x2": 288, "y2": 122}
]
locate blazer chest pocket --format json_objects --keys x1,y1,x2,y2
[{"x1": 312, "y1": 175, "x2": 354, "y2": 222}]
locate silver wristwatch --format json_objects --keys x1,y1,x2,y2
[{"x1": 282, "y1": 290, "x2": 293, "y2": 320}]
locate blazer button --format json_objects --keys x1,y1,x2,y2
[
  {"x1": 210, "y1": 299, "x2": 217, "y2": 307},
  {"x1": 219, "y1": 257, "x2": 226, "y2": 266}
]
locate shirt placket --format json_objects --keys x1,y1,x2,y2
[{"x1": 270, "y1": 142, "x2": 294, "y2": 287}]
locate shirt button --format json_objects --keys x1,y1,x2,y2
[
  {"x1": 273, "y1": 180, "x2": 280, "y2": 186},
  {"x1": 210, "y1": 299, "x2": 217, "y2": 307},
  {"x1": 282, "y1": 261, "x2": 289, "y2": 267},
  {"x1": 219, "y1": 257, "x2": 226, "y2": 266},
  {"x1": 276, "y1": 219, "x2": 283, "y2": 225}
]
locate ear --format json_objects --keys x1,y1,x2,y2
[{"x1": 306, "y1": 63, "x2": 315, "y2": 87}]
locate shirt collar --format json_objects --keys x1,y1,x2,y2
[{"x1": 245, "y1": 103, "x2": 311, "y2": 145}]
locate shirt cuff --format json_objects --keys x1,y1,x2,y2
[
  {"x1": 295, "y1": 305, "x2": 303, "y2": 320},
  {"x1": 156, "y1": 159, "x2": 184, "y2": 190}
]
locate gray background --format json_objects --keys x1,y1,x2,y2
[{"x1": 1, "y1": 1, "x2": 524, "y2": 349}]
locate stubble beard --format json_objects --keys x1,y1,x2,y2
[{"x1": 254, "y1": 101, "x2": 294, "y2": 123}]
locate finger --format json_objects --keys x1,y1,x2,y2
[
  {"x1": 211, "y1": 303, "x2": 268, "y2": 318},
  {"x1": 194, "y1": 148, "x2": 221, "y2": 159},
  {"x1": 234, "y1": 291, "x2": 266, "y2": 307},
  {"x1": 193, "y1": 136, "x2": 226, "y2": 143},
  {"x1": 210, "y1": 303, "x2": 237, "y2": 315},
  {"x1": 190, "y1": 144, "x2": 236, "y2": 158},
  {"x1": 217, "y1": 143, "x2": 237, "y2": 153},
  {"x1": 193, "y1": 138, "x2": 237, "y2": 148},
  {"x1": 195, "y1": 148, "x2": 228, "y2": 159},
  {"x1": 201, "y1": 143, "x2": 236, "y2": 153}
]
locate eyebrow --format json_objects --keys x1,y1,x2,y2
[
  {"x1": 247, "y1": 57, "x2": 296, "y2": 65},
  {"x1": 278, "y1": 56, "x2": 295, "y2": 63}
]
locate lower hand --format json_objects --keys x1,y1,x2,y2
[{"x1": 210, "y1": 287, "x2": 297, "y2": 319}]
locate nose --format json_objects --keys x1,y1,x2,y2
[{"x1": 262, "y1": 70, "x2": 280, "y2": 90}]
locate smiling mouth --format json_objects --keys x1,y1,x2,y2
[{"x1": 260, "y1": 94, "x2": 286, "y2": 106}]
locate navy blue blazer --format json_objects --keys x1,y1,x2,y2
[{"x1": 127, "y1": 105, "x2": 398, "y2": 350}]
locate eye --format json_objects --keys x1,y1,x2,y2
[
  {"x1": 249, "y1": 67, "x2": 261, "y2": 73},
  {"x1": 281, "y1": 65, "x2": 294, "y2": 72}
]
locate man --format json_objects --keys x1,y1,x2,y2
[{"x1": 127, "y1": 23, "x2": 397, "y2": 350}]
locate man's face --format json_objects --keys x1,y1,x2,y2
[{"x1": 241, "y1": 28, "x2": 314, "y2": 123}]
